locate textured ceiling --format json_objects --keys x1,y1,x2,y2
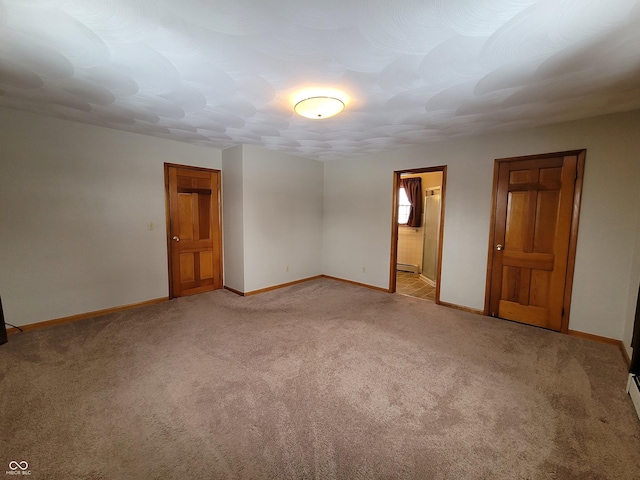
[{"x1": 1, "y1": 0, "x2": 640, "y2": 160}]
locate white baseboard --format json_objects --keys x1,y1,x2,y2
[
  {"x1": 420, "y1": 274, "x2": 436, "y2": 287},
  {"x1": 627, "y1": 374, "x2": 640, "y2": 421},
  {"x1": 397, "y1": 263, "x2": 419, "y2": 273}
]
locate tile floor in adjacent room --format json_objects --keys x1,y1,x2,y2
[{"x1": 396, "y1": 271, "x2": 436, "y2": 301}]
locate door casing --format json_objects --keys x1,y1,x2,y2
[
  {"x1": 389, "y1": 166, "x2": 447, "y2": 301},
  {"x1": 484, "y1": 150, "x2": 585, "y2": 333}
]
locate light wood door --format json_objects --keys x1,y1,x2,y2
[
  {"x1": 166, "y1": 165, "x2": 222, "y2": 297},
  {"x1": 487, "y1": 151, "x2": 584, "y2": 331}
]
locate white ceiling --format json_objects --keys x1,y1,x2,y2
[{"x1": 1, "y1": 0, "x2": 639, "y2": 160}]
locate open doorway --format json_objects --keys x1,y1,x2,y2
[{"x1": 389, "y1": 166, "x2": 447, "y2": 303}]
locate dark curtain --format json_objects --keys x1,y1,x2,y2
[
  {"x1": 400, "y1": 177, "x2": 422, "y2": 228},
  {"x1": 631, "y1": 282, "x2": 640, "y2": 374}
]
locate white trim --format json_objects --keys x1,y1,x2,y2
[
  {"x1": 420, "y1": 274, "x2": 436, "y2": 287},
  {"x1": 397, "y1": 263, "x2": 419, "y2": 273}
]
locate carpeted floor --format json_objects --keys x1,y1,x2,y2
[{"x1": 1, "y1": 278, "x2": 639, "y2": 479}]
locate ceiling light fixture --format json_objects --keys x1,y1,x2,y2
[{"x1": 294, "y1": 96, "x2": 345, "y2": 119}]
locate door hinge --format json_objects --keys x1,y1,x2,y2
[{"x1": 562, "y1": 306, "x2": 565, "y2": 316}]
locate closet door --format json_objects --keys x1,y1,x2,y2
[
  {"x1": 166, "y1": 165, "x2": 223, "y2": 297},
  {"x1": 487, "y1": 151, "x2": 584, "y2": 331}
]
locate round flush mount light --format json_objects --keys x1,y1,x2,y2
[{"x1": 294, "y1": 96, "x2": 345, "y2": 119}]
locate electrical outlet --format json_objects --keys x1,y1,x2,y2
[
  {"x1": 147, "y1": 222, "x2": 155, "y2": 231},
  {"x1": 362, "y1": 267, "x2": 366, "y2": 273},
  {"x1": 285, "y1": 265, "x2": 289, "y2": 272}
]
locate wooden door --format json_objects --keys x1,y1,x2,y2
[
  {"x1": 166, "y1": 165, "x2": 223, "y2": 297},
  {"x1": 422, "y1": 189, "x2": 441, "y2": 283},
  {"x1": 487, "y1": 151, "x2": 584, "y2": 331}
]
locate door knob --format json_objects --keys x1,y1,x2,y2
[
  {"x1": 172, "y1": 236, "x2": 180, "y2": 242},
  {"x1": 496, "y1": 244, "x2": 504, "y2": 251}
]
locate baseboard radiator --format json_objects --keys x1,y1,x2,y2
[
  {"x1": 397, "y1": 263, "x2": 419, "y2": 273},
  {"x1": 628, "y1": 375, "x2": 640, "y2": 420}
]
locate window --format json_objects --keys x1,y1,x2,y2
[
  {"x1": 398, "y1": 177, "x2": 422, "y2": 227},
  {"x1": 398, "y1": 187, "x2": 411, "y2": 224}
]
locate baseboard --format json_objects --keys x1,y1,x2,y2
[
  {"x1": 567, "y1": 329, "x2": 620, "y2": 345},
  {"x1": 233, "y1": 274, "x2": 460, "y2": 296},
  {"x1": 320, "y1": 275, "x2": 390, "y2": 293},
  {"x1": 223, "y1": 286, "x2": 245, "y2": 296},
  {"x1": 437, "y1": 301, "x2": 484, "y2": 315},
  {"x1": 6, "y1": 297, "x2": 169, "y2": 335},
  {"x1": 567, "y1": 329, "x2": 630, "y2": 366},
  {"x1": 243, "y1": 276, "x2": 324, "y2": 296},
  {"x1": 419, "y1": 274, "x2": 436, "y2": 287},
  {"x1": 228, "y1": 275, "x2": 389, "y2": 296},
  {"x1": 397, "y1": 263, "x2": 419, "y2": 274}
]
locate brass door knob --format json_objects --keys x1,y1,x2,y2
[
  {"x1": 496, "y1": 244, "x2": 504, "y2": 251},
  {"x1": 172, "y1": 236, "x2": 180, "y2": 242}
]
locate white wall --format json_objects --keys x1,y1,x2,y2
[
  {"x1": 3, "y1": 107, "x2": 639, "y2": 342},
  {"x1": 0, "y1": 110, "x2": 221, "y2": 326},
  {"x1": 241, "y1": 145, "x2": 324, "y2": 292},
  {"x1": 323, "y1": 110, "x2": 640, "y2": 340},
  {"x1": 221, "y1": 145, "x2": 245, "y2": 292},
  {"x1": 622, "y1": 186, "x2": 640, "y2": 359}
]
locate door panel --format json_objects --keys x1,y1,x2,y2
[
  {"x1": 488, "y1": 152, "x2": 583, "y2": 331},
  {"x1": 200, "y1": 251, "x2": 214, "y2": 279},
  {"x1": 533, "y1": 190, "x2": 559, "y2": 253},
  {"x1": 505, "y1": 191, "x2": 527, "y2": 250},
  {"x1": 167, "y1": 165, "x2": 222, "y2": 297},
  {"x1": 529, "y1": 269, "x2": 551, "y2": 307},
  {"x1": 178, "y1": 194, "x2": 195, "y2": 240},
  {"x1": 180, "y1": 253, "x2": 196, "y2": 282}
]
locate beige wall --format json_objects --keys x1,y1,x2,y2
[
  {"x1": 323, "y1": 110, "x2": 640, "y2": 342},
  {"x1": 0, "y1": 109, "x2": 221, "y2": 326},
  {"x1": 221, "y1": 145, "x2": 245, "y2": 292},
  {"x1": 239, "y1": 145, "x2": 324, "y2": 293},
  {"x1": 623, "y1": 187, "x2": 640, "y2": 359},
  {"x1": 221, "y1": 144, "x2": 324, "y2": 293},
  {"x1": 2, "y1": 106, "x2": 639, "y2": 351},
  {"x1": 397, "y1": 228, "x2": 423, "y2": 269}
]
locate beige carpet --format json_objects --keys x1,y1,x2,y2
[{"x1": 1, "y1": 278, "x2": 639, "y2": 479}]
